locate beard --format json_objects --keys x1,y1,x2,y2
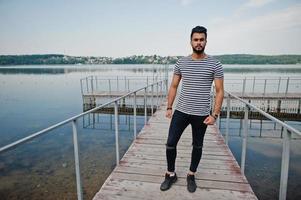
[{"x1": 192, "y1": 45, "x2": 205, "y2": 54}]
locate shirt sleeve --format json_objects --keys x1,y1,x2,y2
[
  {"x1": 214, "y1": 61, "x2": 224, "y2": 79},
  {"x1": 173, "y1": 60, "x2": 181, "y2": 75}
]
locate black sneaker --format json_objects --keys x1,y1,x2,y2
[
  {"x1": 160, "y1": 173, "x2": 177, "y2": 191},
  {"x1": 187, "y1": 174, "x2": 197, "y2": 193}
]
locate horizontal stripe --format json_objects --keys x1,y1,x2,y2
[{"x1": 174, "y1": 55, "x2": 224, "y2": 116}]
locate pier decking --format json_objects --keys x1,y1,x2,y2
[{"x1": 93, "y1": 104, "x2": 258, "y2": 200}]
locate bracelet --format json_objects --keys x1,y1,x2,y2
[
  {"x1": 167, "y1": 107, "x2": 172, "y2": 110},
  {"x1": 211, "y1": 114, "x2": 218, "y2": 120}
]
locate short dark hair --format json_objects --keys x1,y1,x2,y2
[{"x1": 190, "y1": 26, "x2": 207, "y2": 40}]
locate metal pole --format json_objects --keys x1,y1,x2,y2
[
  {"x1": 124, "y1": 76, "x2": 127, "y2": 92},
  {"x1": 72, "y1": 120, "x2": 83, "y2": 200},
  {"x1": 86, "y1": 77, "x2": 89, "y2": 94},
  {"x1": 95, "y1": 76, "x2": 98, "y2": 91},
  {"x1": 241, "y1": 104, "x2": 249, "y2": 174},
  {"x1": 285, "y1": 77, "x2": 290, "y2": 95},
  {"x1": 128, "y1": 79, "x2": 130, "y2": 92},
  {"x1": 242, "y1": 77, "x2": 246, "y2": 96},
  {"x1": 156, "y1": 82, "x2": 159, "y2": 109},
  {"x1": 114, "y1": 101, "x2": 120, "y2": 165},
  {"x1": 160, "y1": 81, "x2": 163, "y2": 105},
  {"x1": 144, "y1": 87, "x2": 147, "y2": 125},
  {"x1": 117, "y1": 76, "x2": 119, "y2": 92},
  {"x1": 279, "y1": 128, "x2": 291, "y2": 200},
  {"x1": 151, "y1": 85, "x2": 154, "y2": 115},
  {"x1": 252, "y1": 76, "x2": 255, "y2": 94},
  {"x1": 277, "y1": 77, "x2": 281, "y2": 94},
  {"x1": 165, "y1": 65, "x2": 169, "y2": 97},
  {"x1": 134, "y1": 92, "x2": 137, "y2": 139},
  {"x1": 263, "y1": 79, "x2": 267, "y2": 96},
  {"x1": 109, "y1": 79, "x2": 111, "y2": 96},
  {"x1": 80, "y1": 79, "x2": 83, "y2": 95},
  {"x1": 226, "y1": 94, "x2": 230, "y2": 145},
  {"x1": 91, "y1": 76, "x2": 94, "y2": 94}
]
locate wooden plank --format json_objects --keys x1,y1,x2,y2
[
  {"x1": 109, "y1": 172, "x2": 252, "y2": 192},
  {"x1": 93, "y1": 104, "x2": 258, "y2": 200},
  {"x1": 95, "y1": 178, "x2": 257, "y2": 200},
  {"x1": 121, "y1": 157, "x2": 240, "y2": 170}
]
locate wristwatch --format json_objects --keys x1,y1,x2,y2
[{"x1": 167, "y1": 107, "x2": 172, "y2": 110}]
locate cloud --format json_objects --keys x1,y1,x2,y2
[
  {"x1": 207, "y1": 3, "x2": 301, "y2": 54},
  {"x1": 179, "y1": 0, "x2": 194, "y2": 6},
  {"x1": 244, "y1": 0, "x2": 276, "y2": 8},
  {"x1": 235, "y1": 0, "x2": 277, "y2": 17}
]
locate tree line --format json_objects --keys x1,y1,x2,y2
[{"x1": 0, "y1": 54, "x2": 300, "y2": 65}]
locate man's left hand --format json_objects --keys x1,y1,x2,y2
[{"x1": 203, "y1": 115, "x2": 216, "y2": 125}]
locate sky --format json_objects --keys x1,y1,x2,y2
[{"x1": 0, "y1": 0, "x2": 300, "y2": 57}]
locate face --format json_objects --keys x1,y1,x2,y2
[{"x1": 190, "y1": 33, "x2": 207, "y2": 54}]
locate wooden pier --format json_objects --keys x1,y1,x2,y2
[{"x1": 93, "y1": 104, "x2": 258, "y2": 200}]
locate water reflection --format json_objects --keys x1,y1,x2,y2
[
  {"x1": 0, "y1": 64, "x2": 301, "y2": 75},
  {"x1": 219, "y1": 119, "x2": 301, "y2": 200},
  {"x1": 0, "y1": 64, "x2": 300, "y2": 200}
]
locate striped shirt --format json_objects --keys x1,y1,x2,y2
[{"x1": 174, "y1": 55, "x2": 224, "y2": 116}]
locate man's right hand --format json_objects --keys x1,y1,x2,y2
[{"x1": 166, "y1": 109, "x2": 173, "y2": 118}]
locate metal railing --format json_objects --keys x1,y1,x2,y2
[
  {"x1": 218, "y1": 90, "x2": 301, "y2": 200},
  {"x1": 224, "y1": 76, "x2": 301, "y2": 95},
  {"x1": 80, "y1": 65, "x2": 169, "y2": 95},
  {"x1": 0, "y1": 79, "x2": 167, "y2": 200}
]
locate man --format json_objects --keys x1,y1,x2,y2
[{"x1": 160, "y1": 26, "x2": 224, "y2": 193}]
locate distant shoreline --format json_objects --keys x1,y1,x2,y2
[{"x1": 0, "y1": 54, "x2": 301, "y2": 65}]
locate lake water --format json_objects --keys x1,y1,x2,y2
[{"x1": 0, "y1": 64, "x2": 300, "y2": 200}]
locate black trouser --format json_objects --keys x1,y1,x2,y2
[{"x1": 166, "y1": 110, "x2": 208, "y2": 173}]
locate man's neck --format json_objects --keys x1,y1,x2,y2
[{"x1": 191, "y1": 53, "x2": 207, "y2": 60}]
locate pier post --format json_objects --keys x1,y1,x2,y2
[
  {"x1": 144, "y1": 87, "x2": 147, "y2": 125},
  {"x1": 134, "y1": 92, "x2": 137, "y2": 139},
  {"x1": 114, "y1": 101, "x2": 120, "y2": 165},
  {"x1": 226, "y1": 94, "x2": 230, "y2": 145},
  {"x1": 277, "y1": 100, "x2": 281, "y2": 113},
  {"x1": 241, "y1": 104, "x2": 249, "y2": 174},
  {"x1": 72, "y1": 119, "x2": 83, "y2": 200},
  {"x1": 279, "y1": 128, "x2": 291, "y2": 200}
]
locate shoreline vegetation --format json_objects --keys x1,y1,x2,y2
[{"x1": 0, "y1": 54, "x2": 301, "y2": 66}]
